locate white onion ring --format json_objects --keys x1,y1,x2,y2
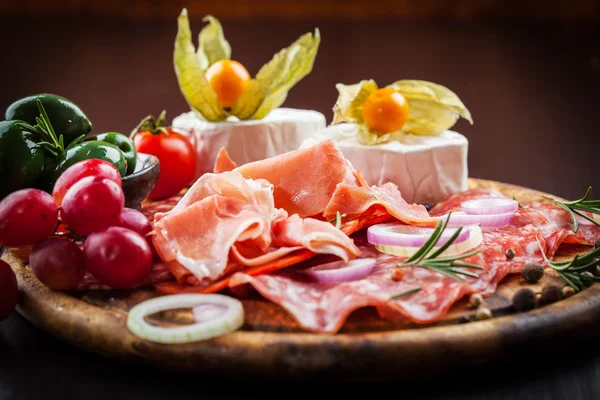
[
  {"x1": 367, "y1": 223, "x2": 470, "y2": 247},
  {"x1": 305, "y1": 258, "x2": 376, "y2": 284},
  {"x1": 440, "y1": 211, "x2": 515, "y2": 228},
  {"x1": 127, "y1": 294, "x2": 244, "y2": 344},
  {"x1": 461, "y1": 197, "x2": 518, "y2": 215},
  {"x1": 374, "y1": 225, "x2": 483, "y2": 258}
]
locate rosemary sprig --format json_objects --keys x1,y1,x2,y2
[
  {"x1": 512, "y1": 194, "x2": 529, "y2": 209},
  {"x1": 395, "y1": 214, "x2": 483, "y2": 282},
  {"x1": 548, "y1": 246, "x2": 600, "y2": 292},
  {"x1": 327, "y1": 211, "x2": 346, "y2": 229},
  {"x1": 15, "y1": 99, "x2": 85, "y2": 158},
  {"x1": 547, "y1": 187, "x2": 600, "y2": 233},
  {"x1": 390, "y1": 286, "x2": 422, "y2": 299}
]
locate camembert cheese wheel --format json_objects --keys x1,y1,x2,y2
[
  {"x1": 172, "y1": 108, "x2": 326, "y2": 179},
  {"x1": 314, "y1": 122, "x2": 469, "y2": 206}
]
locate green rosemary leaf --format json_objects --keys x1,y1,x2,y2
[
  {"x1": 390, "y1": 286, "x2": 422, "y2": 299},
  {"x1": 335, "y1": 211, "x2": 342, "y2": 229},
  {"x1": 570, "y1": 259, "x2": 600, "y2": 272},
  {"x1": 414, "y1": 215, "x2": 450, "y2": 263},
  {"x1": 429, "y1": 248, "x2": 481, "y2": 263},
  {"x1": 427, "y1": 226, "x2": 463, "y2": 259},
  {"x1": 571, "y1": 209, "x2": 600, "y2": 227},
  {"x1": 564, "y1": 187, "x2": 592, "y2": 205},
  {"x1": 574, "y1": 246, "x2": 600, "y2": 265},
  {"x1": 446, "y1": 268, "x2": 479, "y2": 279},
  {"x1": 558, "y1": 271, "x2": 581, "y2": 292},
  {"x1": 448, "y1": 262, "x2": 484, "y2": 270},
  {"x1": 554, "y1": 200, "x2": 579, "y2": 233},
  {"x1": 423, "y1": 265, "x2": 465, "y2": 282}
]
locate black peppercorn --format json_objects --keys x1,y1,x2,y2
[
  {"x1": 521, "y1": 263, "x2": 544, "y2": 283},
  {"x1": 505, "y1": 248, "x2": 516, "y2": 260},
  {"x1": 512, "y1": 288, "x2": 537, "y2": 312},
  {"x1": 458, "y1": 316, "x2": 471, "y2": 324},
  {"x1": 421, "y1": 203, "x2": 432, "y2": 212},
  {"x1": 540, "y1": 284, "x2": 562, "y2": 305}
]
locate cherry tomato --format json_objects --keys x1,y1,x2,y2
[
  {"x1": 30, "y1": 237, "x2": 86, "y2": 291},
  {"x1": 83, "y1": 227, "x2": 152, "y2": 289},
  {"x1": 0, "y1": 189, "x2": 58, "y2": 248},
  {"x1": 205, "y1": 60, "x2": 251, "y2": 108},
  {"x1": 0, "y1": 259, "x2": 18, "y2": 321},
  {"x1": 61, "y1": 176, "x2": 124, "y2": 236},
  {"x1": 134, "y1": 127, "x2": 196, "y2": 200},
  {"x1": 52, "y1": 159, "x2": 122, "y2": 207},
  {"x1": 362, "y1": 88, "x2": 409, "y2": 133}
]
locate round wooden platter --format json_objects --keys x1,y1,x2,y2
[{"x1": 5, "y1": 178, "x2": 600, "y2": 382}]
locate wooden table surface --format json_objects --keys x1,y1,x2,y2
[{"x1": 1, "y1": 13, "x2": 599, "y2": 398}]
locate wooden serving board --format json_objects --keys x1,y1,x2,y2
[{"x1": 5, "y1": 178, "x2": 600, "y2": 382}]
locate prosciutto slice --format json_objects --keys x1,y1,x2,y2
[
  {"x1": 324, "y1": 182, "x2": 438, "y2": 227},
  {"x1": 151, "y1": 170, "x2": 360, "y2": 286},
  {"x1": 231, "y1": 139, "x2": 360, "y2": 217}
]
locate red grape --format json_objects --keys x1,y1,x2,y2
[
  {"x1": 0, "y1": 189, "x2": 58, "y2": 247},
  {"x1": 61, "y1": 176, "x2": 124, "y2": 236},
  {"x1": 29, "y1": 237, "x2": 86, "y2": 291},
  {"x1": 52, "y1": 159, "x2": 122, "y2": 207},
  {"x1": 0, "y1": 259, "x2": 18, "y2": 320},
  {"x1": 117, "y1": 208, "x2": 157, "y2": 258},
  {"x1": 83, "y1": 227, "x2": 152, "y2": 289}
]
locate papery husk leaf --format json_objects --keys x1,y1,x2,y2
[
  {"x1": 387, "y1": 80, "x2": 473, "y2": 135},
  {"x1": 174, "y1": 8, "x2": 226, "y2": 121},
  {"x1": 231, "y1": 29, "x2": 320, "y2": 120},
  {"x1": 332, "y1": 79, "x2": 378, "y2": 125},
  {"x1": 196, "y1": 15, "x2": 232, "y2": 70},
  {"x1": 356, "y1": 123, "x2": 391, "y2": 145}
]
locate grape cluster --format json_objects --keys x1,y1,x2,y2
[{"x1": 0, "y1": 159, "x2": 156, "y2": 298}]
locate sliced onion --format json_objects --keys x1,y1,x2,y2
[
  {"x1": 374, "y1": 225, "x2": 483, "y2": 258},
  {"x1": 367, "y1": 223, "x2": 470, "y2": 247},
  {"x1": 305, "y1": 258, "x2": 376, "y2": 284},
  {"x1": 440, "y1": 211, "x2": 515, "y2": 228},
  {"x1": 127, "y1": 294, "x2": 244, "y2": 344},
  {"x1": 461, "y1": 198, "x2": 518, "y2": 215}
]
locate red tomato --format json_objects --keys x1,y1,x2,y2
[{"x1": 133, "y1": 128, "x2": 196, "y2": 200}]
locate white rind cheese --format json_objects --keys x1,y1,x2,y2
[
  {"x1": 314, "y1": 123, "x2": 469, "y2": 206},
  {"x1": 172, "y1": 108, "x2": 326, "y2": 179}
]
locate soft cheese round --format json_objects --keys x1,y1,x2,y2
[
  {"x1": 172, "y1": 108, "x2": 326, "y2": 179},
  {"x1": 314, "y1": 123, "x2": 469, "y2": 206}
]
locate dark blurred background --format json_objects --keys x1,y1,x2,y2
[{"x1": 0, "y1": 0, "x2": 599, "y2": 200}]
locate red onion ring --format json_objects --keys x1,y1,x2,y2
[
  {"x1": 367, "y1": 223, "x2": 470, "y2": 247},
  {"x1": 461, "y1": 197, "x2": 518, "y2": 215},
  {"x1": 440, "y1": 211, "x2": 515, "y2": 228},
  {"x1": 305, "y1": 258, "x2": 376, "y2": 284}
]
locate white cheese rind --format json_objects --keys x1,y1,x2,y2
[
  {"x1": 172, "y1": 108, "x2": 326, "y2": 179},
  {"x1": 314, "y1": 123, "x2": 469, "y2": 205}
]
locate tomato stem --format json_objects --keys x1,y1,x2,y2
[{"x1": 129, "y1": 110, "x2": 171, "y2": 139}]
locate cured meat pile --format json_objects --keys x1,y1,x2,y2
[{"x1": 142, "y1": 139, "x2": 600, "y2": 334}]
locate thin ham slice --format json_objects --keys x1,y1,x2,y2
[
  {"x1": 151, "y1": 170, "x2": 360, "y2": 286},
  {"x1": 232, "y1": 139, "x2": 360, "y2": 217},
  {"x1": 213, "y1": 147, "x2": 238, "y2": 173},
  {"x1": 324, "y1": 182, "x2": 438, "y2": 227}
]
